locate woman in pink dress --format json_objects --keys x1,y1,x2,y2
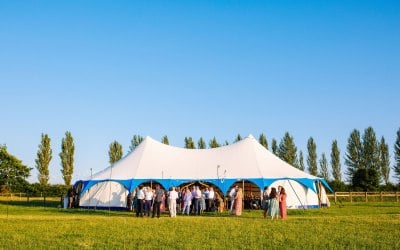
[
  {"x1": 279, "y1": 187, "x2": 287, "y2": 219},
  {"x1": 235, "y1": 188, "x2": 243, "y2": 216}
]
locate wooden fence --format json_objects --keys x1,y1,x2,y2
[
  {"x1": 327, "y1": 192, "x2": 399, "y2": 203},
  {"x1": 0, "y1": 193, "x2": 62, "y2": 207}
]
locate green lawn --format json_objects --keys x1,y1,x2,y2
[{"x1": 0, "y1": 198, "x2": 399, "y2": 249}]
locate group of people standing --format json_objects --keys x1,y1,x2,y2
[
  {"x1": 130, "y1": 184, "x2": 287, "y2": 219},
  {"x1": 130, "y1": 184, "x2": 165, "y2": 218},
  {"x1": 261, "y1": 185, "x2": 287, "y2": 219},
  {"x1": 131, "y1": 184, "x2": 219, "y2": 218},
  {"x1": 66, "y1": 186, "x2": 79, "y2": 209},
  {"x1": 181, "y1": 185, "x2": 217, "y2": 215}
]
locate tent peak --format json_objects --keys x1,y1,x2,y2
[{"x1": 246, "y1": 134, "x2": 255, "y2": 140}]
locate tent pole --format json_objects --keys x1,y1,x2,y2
[
  {"x1": 88, "y1": 168, "x2": 92, "y2": 211},
  {"x1": 108, "y1": 166, "x2": 112, "y2": 214},
  {"x1": 288, "y1": 180, "x2": 306, "y2": 210},
  {"x1": 317, "y1": 181, "x2": 322, "y2": 207},
  {"x1": 242, "y1": 180, "x2": 245, "y2": 211}
]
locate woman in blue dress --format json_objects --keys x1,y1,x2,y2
[{"x1": 268, "y1": 187, "x2": 280, "y2": 220}]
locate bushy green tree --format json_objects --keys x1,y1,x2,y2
[
  {"x1": 59, "y1": 131, "x2": 74, "y2": 186},
  {"x1": 307, "y1": 137, "x2": 318, "y2": 176},
  {"x1": 319, "y1": 153, "x2": 329, "y2": 180},
  {"x1": 129, "y1": 135, "x2": 144, "y2": 152},
  {"x1": 379, "y1": 136, "x2": 390, "y2": 185},
  {"x1": 330, "y1": 140, "x2": 341, "y2": 182},
  {"x1": 184, "y1": 137, "x2": 196, "y2": 149},
  {"x1": 35, "y1": 133, "x2": 52, "y2": 185},
  {"x1": 197, "y1": 137, "x2": 206, "y2": 149},
  {"x1": 278, "y1": 132, "x2": 297, "y2": 166},
  {"x1": 259, "y1": 133, "x2": 268, "y2": 149},
  {"x1": 352, "y1": 168, "x2": 379, "y2": 191},
  {"x1": 0, "y1": 145, "x2": 31, "y2": 192},
  {"x1": 161, "y1": 135, "x2": 169, "y2": 145},
  {"x1": 109, "y1": 140, "x2": 123, "y2": 164},
  {"x1": 393, "y1": 128, "x2": 400, "y2": 182}
]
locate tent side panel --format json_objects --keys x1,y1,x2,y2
[
  {"x1": 269, "y1": 179, "x2": 320, "y2": 209},
  {"x1": 79, "y1": 181, "x2": 128, "y2": 208}
]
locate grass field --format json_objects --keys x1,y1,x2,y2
[{"x1": 0, "y1": 198, "x2": 399, "y2": 249}]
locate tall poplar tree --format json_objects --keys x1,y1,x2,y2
[
  {"x1": 346, "y1": 127, "x2": 381, "y2": 190},
  {"x1": 298, "y1": 150, "x2": 305, "y2": 171},
  {"x1": 345, "y1": 129, "x2": 363, "y2": 179},
  {"x1": 359, "y1": 127, "x2": 380, "y2": 189},
  {"x1": 35, "y1": 133, "x2": 52, "y2": 185},
  {"x1": 362, "y1": 127, "x2": 380, "y2": 173},
  {"x1": 109, "y1": 141, "x2": 123, "y2": 164},
  {"x1": 259, "y1": 133, "x2": 268, "y2": 149},
  {"x1": 184, "y1": 137, "x2": 196, "y2": 149},
  {"x1": 307, "y1": 137, "x2": 318, "y2": 176},
  {"x1": 271, "y1": 138, "x2": 278, "y2": 155},
  {"x1": 129, "y1": 135, "x2": 143, "y2": 152},
  {"x1": 394, "y1": 128, "x2": 400, "y2": 182},
  {"x1": 278, "y1": 132, "x2": 297, "y2": 166},
  {"x1": 319, "y1": 153, "x2": 329, "y2": 180},
  {"x1": 234, "y1": 134, "x2": 242, "y2": 142},
  {"x1": 330, "y1": 140, "x2": 341, "y2": 182},
  {"x1": 161, "y1": 135, "x2": 169, "y2": 145},
  {"x1": 209, "y1": 137, "x2": 220, "y2": 148},
  {"x1": 198, "y1": 137, "x2": 206, "y2": 149},
  {"x1": 379, "y1": 136, "x2": 390, "y2": 185},
  {"x1": 59, "y1": 131, "x2": 74, "y2": 185}
]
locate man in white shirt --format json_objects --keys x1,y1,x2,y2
[
  {"x1": 204, "y1": 187, "x2": 210, "y2": 212},
  {"x1": 136, "y1": 185, "x2": 145, "y2": 217},
  {"x1": 208, "y1": 187, "x2": 215, "y2": 212},
  {"x1": 144, "y1": 187, "x2": 154, "y2": 217},
  {"x1": 194, "y1": 186, "x2": 202, "y2": 215},
  {"x1": 168, "y1": 186, "x2": 178, "y2": 217}
]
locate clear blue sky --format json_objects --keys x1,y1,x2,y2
[{"x1": 1, "y1": 0, "x2": 399, "y2": 184}]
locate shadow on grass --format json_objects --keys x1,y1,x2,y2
[
  {"x1": 0, "y1": 199, "x2": 314, "y2": 219},
  {"x1": 0, "y1": 200, "x2": 270, "y2": 219},
  {"x1": 0, "y1": 199, "x2": 60, "y2": 208}
]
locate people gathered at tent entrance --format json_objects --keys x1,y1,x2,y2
[{"x1": 129, "y1": 184, "x2": 288, "y2": 219}]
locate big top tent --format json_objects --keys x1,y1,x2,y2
[{"x1": 75, "y1": 135, "x2": 332, "y2": 209}]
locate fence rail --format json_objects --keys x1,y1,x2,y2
[{"x1": 327, "y1": 192, "x2": 399, "y2": 203}]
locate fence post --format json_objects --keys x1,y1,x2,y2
[
  {"x1": 43, "y1": 196, "x2": 46, "y2": 207},
  {"x1": 350, "y1": 192, "x2": 352, "y2": 203},
  {"x1": 334, "y1": 192, "x2": 337, "y2": 203},
  {"x1": 396, "y1": 192, "x2": 398, "y2": 202},
  {"x1": 380, "y1": 192, "x2": 383, "y2": 202},
  {"x1": 365, "y1": 192, "x2": 368, "y2": 202}
]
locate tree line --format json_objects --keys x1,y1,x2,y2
[
  {"x1": 1, "y1": 127, "x2": 400, "y2": 194},
  {"x1": 102, "y1": 127, "x2": 400, "y2": 191}
]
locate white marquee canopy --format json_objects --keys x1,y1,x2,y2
[{"x1": 77, "y1": 135, "x2": 331, "y2": 209}]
